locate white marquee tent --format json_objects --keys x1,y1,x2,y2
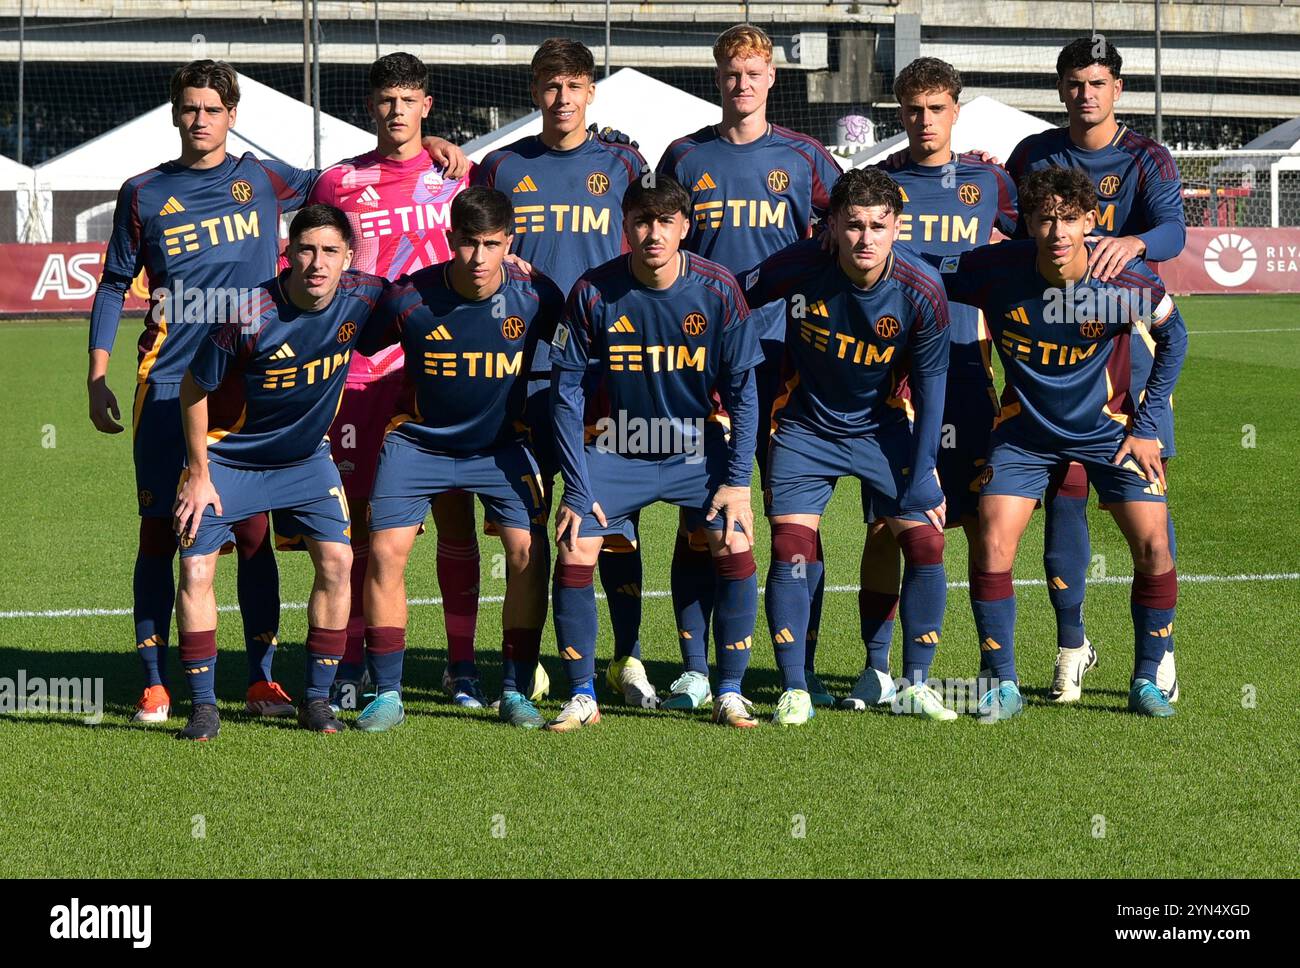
[
  {"x1": 463, "y1": 68, "x2": 722, "y2": 171},
  {"x1": 29, "y1": 74, "x2": 375, "y2": 242},
  {"x1": 850, "y1": 95, "x2": 1053, "y2": 169},
  {"x1": 0, "y1": 153, "x2": 35, "y2": 242}
]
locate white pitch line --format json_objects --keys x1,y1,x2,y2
[
  {"x1": 1187, "y1": 327, "x2": 1300, "y2": 334},
  {"x1": 1, "y1": 572, "x2": 1296, "y2": 620}
]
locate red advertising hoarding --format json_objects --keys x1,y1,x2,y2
[
  {"x1": 0, "y1": 243, "x2": 150, "y2": 315},
  {"x1": 1153, "y1": 227, "x2": 1300, "y2": 295},
  {"x1": 1, "y1": 230, "x2": 1298, "y2": 315}
]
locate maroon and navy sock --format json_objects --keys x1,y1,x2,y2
[
  {"x1": 714, "y1": 548, "x2": 758, "y2": 695},
  {"x1": 437, "y1": 538, "x2": 480, "y2": 679},
  {"x1": 553, "y1": 562, "x2": 598, "y2": 699},
  {"x1": 765, "y1": 523, "x2": 817, "y2": 691},
  {"x1": 970, "y1": 569, "x2": 1017, "y2": 684},
  {"x1": 670, "y1": 530, "x2": 714, "y2": 675},
  {"x1": 364, "y1": 626, "x2": 405, "y2": 696},
  {"x1": 1043, "y1": 466, "x2": 1089, "y2": 650},
  {"x1": 1132, "y1": 568, "x2": 1177, "y2": 683},
  {"x1": 897, "y1": 527, "x2": 946, "y2": 686},
  {"x1": 305, "y1": 626, "x2": 347, "y2": 701},
  {"x1": 134, "y1": 518, "x2": 177, "y2": 688},
  {"x1": 233, "y1": 514, "x2": 280, "y2": 684},
  {"x1": 859, "y1": 589, "x2": 898, "y2": 674},
  {"x1": 804, "y1": 531, "x2": 826, "y2": 674},
  {"x1": 179, "y1": 629, "x2": 218, "y2": 706},
  {"x1": 598, "y1": 537, "x2": 643, "y2": 661},
  {"x1": 339, "y1": 545, "x2": 368, "y2": 682},
  {"x1": 502, "y1": 627, "x2": 543, "y2": 695}
]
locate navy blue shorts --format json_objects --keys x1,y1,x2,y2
[
  {"x1": 576, "y1": 439, "x2": 734, "y2": 541},
  {"x1": 934, "y1": 380, "x2": 998, "y2": 526},
  {"x1": 369, "y1": 435, "x2": 545, "y2": 533},
  {"x1": 181, "y1": 444, "x2": 351, "y2": 558},
  {"x1": 132, "y1": 381, "x2": 185, "y2": 518},
  {"x1": 979, "y1": 430, "x2": 1168, "y2": 505},
  {"x1": 767, "y1": 420, "x2": 931, "y2": 523}
]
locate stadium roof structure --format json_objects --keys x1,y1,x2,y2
[
  {"x1": 849, "y1": 95, "x2": 1054, "y2": 169},
  {"x1": 32, "y1": 73, "x2": 375, "y2": 192},
  {"x1": 462, "y1": 67, "x2": 722, "y2": 171}
]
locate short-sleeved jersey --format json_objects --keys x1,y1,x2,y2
[
  {"x1": 190, "y1": 270, "x2": 385, "y2": 468},
  {"x1": 101, "y1": 153, "x2": 318, "y2": 386},
  {"x1": 871, "y1": 150, "x2": 1018, "y2": 385},
  {"x1": 310, "y1": 150, "x2": 470, "y2": 385},
  {"x1": 551, "y1": 252, "x2": 763, "y2": 456},
  {"x1": 744, "y1": 240, "x2": 950, "y2": 439},
  {"x1": 938, "y1": 239, "x2": 1179, "y2": 451},
  {"x1": 360, "y1": 262, "x2": 564, "y2": 455},
  {"x1": 656, "y1": 124, "x2": 843, "y2": 276},
  {"x1": 1005, "y1": 125, "x2": 1184, "y2": 253},
  {"x1": 473, "y1": 133, "x2": 646, "y2": 297}
]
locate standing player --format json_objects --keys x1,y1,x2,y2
[
  {"x1": 87, "y1": 59, "x2": 467, "y2": 724},
  {"x1": 473, "y1": 39, "x2": 656, "y2": 708},
  {"x1": 547, "y1": 175, "x2": 763, "y2": 731},
  {"x1": 844, "y1": 57, "x2": 1018, "y2": 710},
  {"x1": 745, "y1": 168, "x2": 955, "y2": 725},
  {"x1": 1006, "y1": 37, "x2": 1186, "y2": 703},
  {"x1": 936, "y1": 167, "x2": 1186, "y2": 720},
  {"x1": 657, "y1": 24, "x2": 844, "y2": 711},
  {"x1": 171, "y1": 205, "x2": 386, "y2": 739},
  {"x1": 308, "y1": 52, "x2": 487, "y2": 709},
  {"x1": 354, "y1": 188, "x2": 560, "y2": 730}
]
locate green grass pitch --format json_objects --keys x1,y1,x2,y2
[{"x1": 0, "y1": 296, "x2": 1297, "y2": 878}]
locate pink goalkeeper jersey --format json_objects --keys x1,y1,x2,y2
[{"x1": 310, "y1": 149, "x2": 471, "y2": 382}]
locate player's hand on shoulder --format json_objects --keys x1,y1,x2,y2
[
  {"x1": 504, "y1": 253, "x2": 534, "y2": 276},
  {"x1": 969, "y1": 149, "x2": 1001, "y2": 166},
  {"x1": 588, "y1": 123, "x2": 639, "y2": 150},
  {"x1": 173, "y1": 471, "x2": 222, "y2": 544},
  {"x1": 423, "y1": 137, "x2": 470, "y2": 178},
  {"x1": 1114, "y1": 435, "x2": 1167, "y2": 492},
  {"x1": 1086, "y1": 235, "x2": 1144, "y2": 282},
  {"x1": 706, "y1": 484, "x2": 753, "y2": 549},
  {"x1": 87, "y1": 376, "x2": 123, "y2": 434}
]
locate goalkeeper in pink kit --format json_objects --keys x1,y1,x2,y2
[{"x1": 307, "y1": 53, "x2": 494, "y2": 708}]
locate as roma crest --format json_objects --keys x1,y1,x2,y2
[
  {"x1": 337, "y1": 321, "x2": 357, "y2": 343},
  {"x1": 502, "y1": 316, "x2": 526, "y2": 340},
  {"x1": 875, "y1": 315, "x2": 901, "y2": 339},
  {"x1": 683, "y1": 312, "x2": 708, "y2": 337}
]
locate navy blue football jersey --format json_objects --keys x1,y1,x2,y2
[
  {"x1": 872, "y1": 150, "x2": 1018, "y2": 386},
  {"x1": 551, "y1": 252, "x2": 763, "y2": 447},
  {"x1": 92, "y1": 153, "x2": 319, "y2": 385},
  {"x1": 743, "y1": 240, "x2": 951, "y2": 439},
  {"x1": 473, "y1": 132, "x2": 646, "y2": 298},
  {"x1": 359, "y1": 262, "x2": 564, "y2": 454},
  {"x1": 937, "y1": 240, "x2": 1187, "y2": 452},
  {"x1": 657, "y1": 124, "x2": 843, "y2": 276},
  {"x1": 189, "y1": 270, "x2": 385, "y2": 467}
]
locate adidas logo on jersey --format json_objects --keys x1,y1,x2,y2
[
  {"x1": 426, "y1": 325, "x2": 453, "y2": 341},
  {"x1": 513, "y1": 176, "x2": 539, "y2": 193},
  {"x1": 807, "y1": 299, "x2": 829, "y2": 317},
  {"x1": 158, "y1": 196, "x2": 186, "y2": 216},
  {"x1": 268, "y1": 342, "x2": 295, "y2": 361},
  {"x1": 355, "y1": 185, "x2": 381, "y2": 209},
  {"x1": 692, "y1": 172, "x2": 717, "y2": 191},
  {"x1": 607, "y1": 315, "x2": 635, "y2": 334},
  {"x1": 1005, "y1": 307, "x2": 1030, "y2": 325}
]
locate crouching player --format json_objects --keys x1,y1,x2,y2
[
  {"x1": 744, "y1": 167, "x2": 955, "y2": 724},
  {"x1": 548, "y1": 174, "x2": 764, "y2": 731},
  {"x1": 936, "y1": 166, "x2": 1186, "y2": 719},
  {"x1": 172, "y1": 205, "x2": 385, "y2": 739},
  {"x1": 356, "y1": 187, "x2": 560, "y2": 730}
]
